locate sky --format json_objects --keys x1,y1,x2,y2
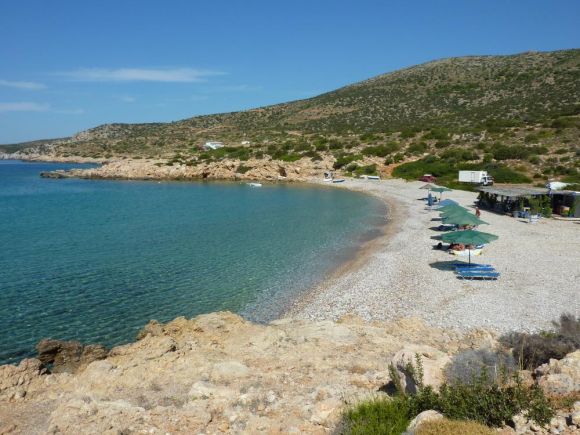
[{"x1": 1, "y1": 0, "x2": 579, "y2": 144}]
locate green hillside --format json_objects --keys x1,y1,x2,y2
[{"x1": 6, "y1": 49, "x2": 580, "y2": 184}]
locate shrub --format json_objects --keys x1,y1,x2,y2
[
  {"x1": 302, "y1": 150, "x2": 323, "y2": 161},
  {"x1": 423, "y1": 128, "x2": 449, "y2": 141},
  {"x1": 486, "y1": 166, "x2": 531, "y2": 184},
  {"x1": 344, "y1": 355, "x2": 554, "y2": 434},
  {"x1": 392, "y1": 158, "x2": 455, "y2": 180},
  {"x1": 408, "y1": 142, "x2": 428, "y2": 155},
  {"x1": 345, "y1": 162, "x2": 359, "y2": 172},
  {"x1": 360, "y1": 133, "x2": 380, "y2": 142},
  {"x1": 354, "y1": 164, "x2": 378, "y2": 176},
  {"x1": 407, "y1": 358, "x2": 553, "y2": 428},
  {"x1": 333, "y1": 153, "x2": 363, "y2": 169},
  {"x1": 293, "y1": 142, "x2": 311, "y2": 152},
  {"x1": 400, "y1": 129, "x2": 417, "y2": 139},
  {"x1": 361, "y1": 142, "x2": 400, "y2": 157},
  {"x1": 501, "y1": 313, "x2": 580, "y2": 369},
  {"x1": 236, "y1": 165, "x2": 252, "y2": 174},
  {"x1": 445, "y1": 348, "x2": 516, "y2": 385},
  {"x1": 342, "y1": 397, "x2": 411, "y2": 435},
  {"x1": 278, "y1": 153, "x2": 302, "y2": 162},
  {"x1": 434, "y1": 140, "x2": 450, "y2": 149},
  {"x1": 440, "y1": 148, "x2": 478, "y2": 163}
]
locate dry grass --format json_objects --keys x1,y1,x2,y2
[
  {"x1": 416, "y1": 419, "x2": 495, "y2": 435},
  {"x1": 549, "y1": 391, "x2": 580, "y2": 412}
]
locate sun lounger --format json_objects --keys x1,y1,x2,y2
[
  {"x1": 457, "y1": 270, "x2": 500, "y2": 280},
  {"x1": 455, "y1": 266, "x2": 496, "y2": 272},
  {"x1": 453, "y1": 263, "x2": 492, "y2": 268}
]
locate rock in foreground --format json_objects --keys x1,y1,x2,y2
[{"x1": 0, "y1": 312, "x2": 497, "y2": 434}]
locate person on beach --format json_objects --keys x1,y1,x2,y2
[{"x1": 475, "y1": 207, "x2": 481, "y2": 218}]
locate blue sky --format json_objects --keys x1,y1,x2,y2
[{"x1": 1, "y1": 0, "x2": 579, "y2": 143}]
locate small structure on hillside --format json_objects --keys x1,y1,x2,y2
[
  {"x1": 203, "y1": 141, "x2": 224, "y2": 150},
  {"x1": 241, "y1": 140, "x2": 251, "y2": 145}
]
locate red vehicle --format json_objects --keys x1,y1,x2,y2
[{"x1": 419, "y1": 174, "x2": 437, "y2": 183}]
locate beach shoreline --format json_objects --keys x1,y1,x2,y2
[
  {"x1": 286, "y1": 178, "x2": 580, "y2": 333},
  {"x1": 282, "y1": 180, "x2": 401, "y2": 317}
]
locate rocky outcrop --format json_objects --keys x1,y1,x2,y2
[
  {"x1": 535, "y1": 350, "x2": 580, "y2": 395},
  {"x1": 36, "y1": 339, "x2": 109, "y2": 374},
  {"x1": 390, "y1": 344, "x2": 452, "y2": 393},
  {"x1": 0, "y1": 313, "x2": 495, "y2": 434},
  {"x1": 0, "y1": 313, "x2": 578, "y2": 434},
  {"x1": 0, "y1": 358, "x2": 46, "y2": 402},
  {"x1": 404, "y1": 410, "x2": 444, "y2": 434},
  {"x1": 37, "y1": 156, "x2": 334, "y2": 182}
]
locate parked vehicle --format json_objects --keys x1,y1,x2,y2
[
  {"x1": 419, "y1": 174, "x2": 437, "y2": 182},
  {"x1": 458, "y1": 170, "x2": 494, "y2": 186}
]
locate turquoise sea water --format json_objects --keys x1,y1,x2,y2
[{"x1": 0, "y1": 160, "x2": 385, "y2": 365}]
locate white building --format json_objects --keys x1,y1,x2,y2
[
  {"x1": 241, "y1": 140, "x2": 251, "y2": 145},
  {"x1": 203, "y1": 141, "x2": 224, "y2": 150}
]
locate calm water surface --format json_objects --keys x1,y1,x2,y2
[{"x1": 0, "y1": 160, "x2": 385, "y2": 364}]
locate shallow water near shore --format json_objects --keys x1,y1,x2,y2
[{"x1": 0, "y1": 160, "x2": 385, "y2": 364}]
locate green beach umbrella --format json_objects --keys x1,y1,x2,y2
[
  {"x1": 438, "y1": 204, "x2": 467, "y2": 213},
  {"x1": 430, "y1": 187, "x2": 452, "y2": 193},
  {"x1": 420, "y1": 183, "x2": 435, "y2": 190},
  {"x1": 440, "y1": 208, "x2": 471, "y2": 218},
  {"x1": 430, "y1": 186, "x2": 452, "y2": 201},
  {"x1": 441, "y1": 229, "x2": 499, "y2": 244},
  {"x1": 442, "y1": 213, "x2": 488, "y2": 226},
  {"x1": 441, "y1": 230, "x2": 499, "y2": 264}
]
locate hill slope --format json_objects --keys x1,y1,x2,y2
[{"x1": 5, "y1": 49, "x2": 580, "y2": 185}]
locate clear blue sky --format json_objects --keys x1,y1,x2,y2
[{"x1": 1, "y1": 0, "x2": 579, "y2": 143}]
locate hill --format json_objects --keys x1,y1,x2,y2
[{"x1": 5, "y1": 49, "x2": 580, "y2": 184}]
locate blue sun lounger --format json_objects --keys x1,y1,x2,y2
[
  {"x1": 457, "y1": 270, "x2": 500, "y2": 280},
  {"x1": 456, "y1": 266, "x2": 496, "y2": 274},
  {"x1": 453, "y1": 263, "x2": 493, "y2": 270}
]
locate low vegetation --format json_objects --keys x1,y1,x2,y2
[
  {"x1": 415, "y1": 419, "x2": 495, "y2": 435},
  {"x1": 341, "y1": 355, "x2": 554, "y2": 434},
  {"x1": 500, "y1": 313, "x2": 580, "y2": 370}
]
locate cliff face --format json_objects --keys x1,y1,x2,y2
[{"x1": 0, "y1": 312, "x2": 495, "y2": 434}]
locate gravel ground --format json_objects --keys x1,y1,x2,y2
[{"x1": 288, "y1": 179, "x2": 580, "y2": 333}]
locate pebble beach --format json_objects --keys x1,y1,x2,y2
[{"x1": 289, "y1": 178, "x2": 580, "y2": 332}]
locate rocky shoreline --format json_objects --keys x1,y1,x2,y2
[
  {"x1": 34, "y1": 156, "x2": 336, "y2": 183},
  {"x1": 1, "y1": 312, "x2": 578, "y2": 434}
]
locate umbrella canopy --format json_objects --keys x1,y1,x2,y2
[
  {"x1": 440, "y1": 209, "x2": 471, "y2": 219},
  {"x1": 441, "y1": 229, "x2": 498, "y2": 264},
  {"x1": 420, "y1": 183, "x2": 435, "y2": 190},
  {"x1": 437, "y1": 199, "x2": 458, "y2": 207},
  {"x1": 441, "y1": 229, "x2": 498, "y2": 244},
  {"x1": 438, "y1": 204, "x2": 467, "y2": 213},
  {"x1": 431, "y1": 187, "x2": 452, "y2": 193},
  {"x1": 442, "y1": 213, "x2": 488, "y2": 226}
]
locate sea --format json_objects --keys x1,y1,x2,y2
[{"x1": 0, "y1": 160, "x2": 385, "y2": 365}]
